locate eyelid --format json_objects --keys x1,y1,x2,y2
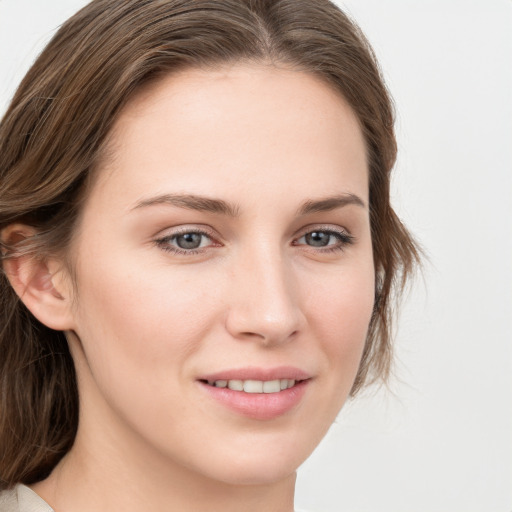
[
  {"x1": 155, "y1": 224, "x2": 217, "y2": 237},
  {"x1": 293, "y1": 223, "x2": 353, "y2": 240}
]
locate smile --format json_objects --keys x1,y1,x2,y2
[
  {"x1": 198, "y1": 367, "x2": 311, "y2": 420},
  {"x1": 205, "y1": 379, "x2": 298, "y2": 393}
]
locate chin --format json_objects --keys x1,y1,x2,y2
[
  {"x1": 184, "y1": 429, "x2": 319, "y2": 487},
  {"x1": 210, "y1": 459, "x2": 299, "y2": 487}
]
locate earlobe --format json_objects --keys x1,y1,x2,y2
[{"x1": 1, "y1": 224, "x2": 75, "y2": 331}]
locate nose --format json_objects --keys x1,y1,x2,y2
[{"x1": 224, "y1": 246, "x2": 305, "y2": 346}]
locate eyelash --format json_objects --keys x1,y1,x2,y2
[{"x1": 154, "y1": 226, "x2": 355, "y2": 256}]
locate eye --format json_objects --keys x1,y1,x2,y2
[
  {"x1": 294, "y1": 228, "x2": 354, "y2": 252},
  {"x1": 173, "y1": 232, "x2": 209, "y2": 250},
  {"x1": 155, "y1": 229, "x2": 217, "y2": 254}
]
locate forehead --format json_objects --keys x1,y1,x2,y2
[{"x1": 93, "y1": 63, "x2": 368, "y2": 208}]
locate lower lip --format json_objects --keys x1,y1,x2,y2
[{"x1": 198, "y1": 380, "x2": 309, "y2": 421}]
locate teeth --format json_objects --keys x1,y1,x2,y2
[
  {"x1": 227, "y1": 380, "x2": 243, "y2": 391},
  {"x1": 213, "y1": 379, "x2": 297, "y2": 393},
  {"x1": 262, "y1": 380, "x2": 281, "y2": 393},
  {"x1": 244, "y1": 380, "x2": 263, "y2": 393}
]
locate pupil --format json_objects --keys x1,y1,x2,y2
[
  {"x1": 177, "y1": 233, "x2": 202, "y2": 249},
  {"x1": 305, "y1": 231, "x2": 329, "y2": 247}
]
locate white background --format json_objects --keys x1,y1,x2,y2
[{"x1": 1, "y1": 1, "x2": 511, "y2": 511}]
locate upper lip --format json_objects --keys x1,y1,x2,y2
[{"x1": 198, "y1": 366, "x2": 311, "y2": 383}]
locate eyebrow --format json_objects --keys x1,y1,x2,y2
[
  {"x1": 131, "y1": 192, "x2": 366, "y2": 216},
  {"x1": 297, "y1": 193, "x2": 366, "y2": 215},
  {"x1": 132, "y1": 193, "x2": 241, "y2": 217}
]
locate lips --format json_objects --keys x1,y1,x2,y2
[{"x1": 197, "y1": 367, "x2": 311, "y2": 420}]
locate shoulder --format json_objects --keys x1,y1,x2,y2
[
  {"x1": 0, "y1": 485, "x2": 54, "y2": 512},
  {"x1": 0, "y1": 486, "x2": 18, "y2": 512}
]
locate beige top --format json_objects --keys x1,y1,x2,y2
[
  {"x1": 0, "y1": 485, "x2": 53, "y2": 512},
  {"x1": 0, "y1": 484, "x2": 311, "y2": 511}
]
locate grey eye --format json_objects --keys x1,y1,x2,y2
[
  {"x1": 304, "y1": 231, "x2": 334, "y2": 247},
  {"x1": 295, "y1": 229, "x2": 354, "y2": 252},
  {"x1": 156, "y1": 229, "x2": 216, "y2": 254},
  {"x1": 174, "y1": 232, "x2": 206, "y2": 249}
]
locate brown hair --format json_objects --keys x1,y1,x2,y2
[{"x1": 0, "y1": 0, "x2": 419, "y2": 489}]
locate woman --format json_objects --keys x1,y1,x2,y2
[{"x1": 0, "y1": 0, "x2": 419, "y2": 510}]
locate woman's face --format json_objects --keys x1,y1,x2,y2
[{"x1": 64, "y1": 64, "x2": 374, "y2": 485}]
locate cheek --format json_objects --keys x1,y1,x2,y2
[
  {"x1": 72, "y1": 251, "x2": 223, "y2": 382},
  {"x1": 69, "y1": 257, "x2": 226, "y2": 448},
  {"x1": 305, "y1": 259, "x2": 375, "y2": 381}
]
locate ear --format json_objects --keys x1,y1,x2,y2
[{"x1": 1, "y1": 224, "x2": 76, "y2": 331}]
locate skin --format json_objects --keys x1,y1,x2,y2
[{"x1": 12, "y1": 63, "x2": 375, "y2": 511}]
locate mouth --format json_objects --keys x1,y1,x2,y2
[
  {"x1": 199, "y1": 378, "x2": 302, "y2": 393},
  {"x1": 197, "y1": 367, "x2": 311, "y2": 420}
]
